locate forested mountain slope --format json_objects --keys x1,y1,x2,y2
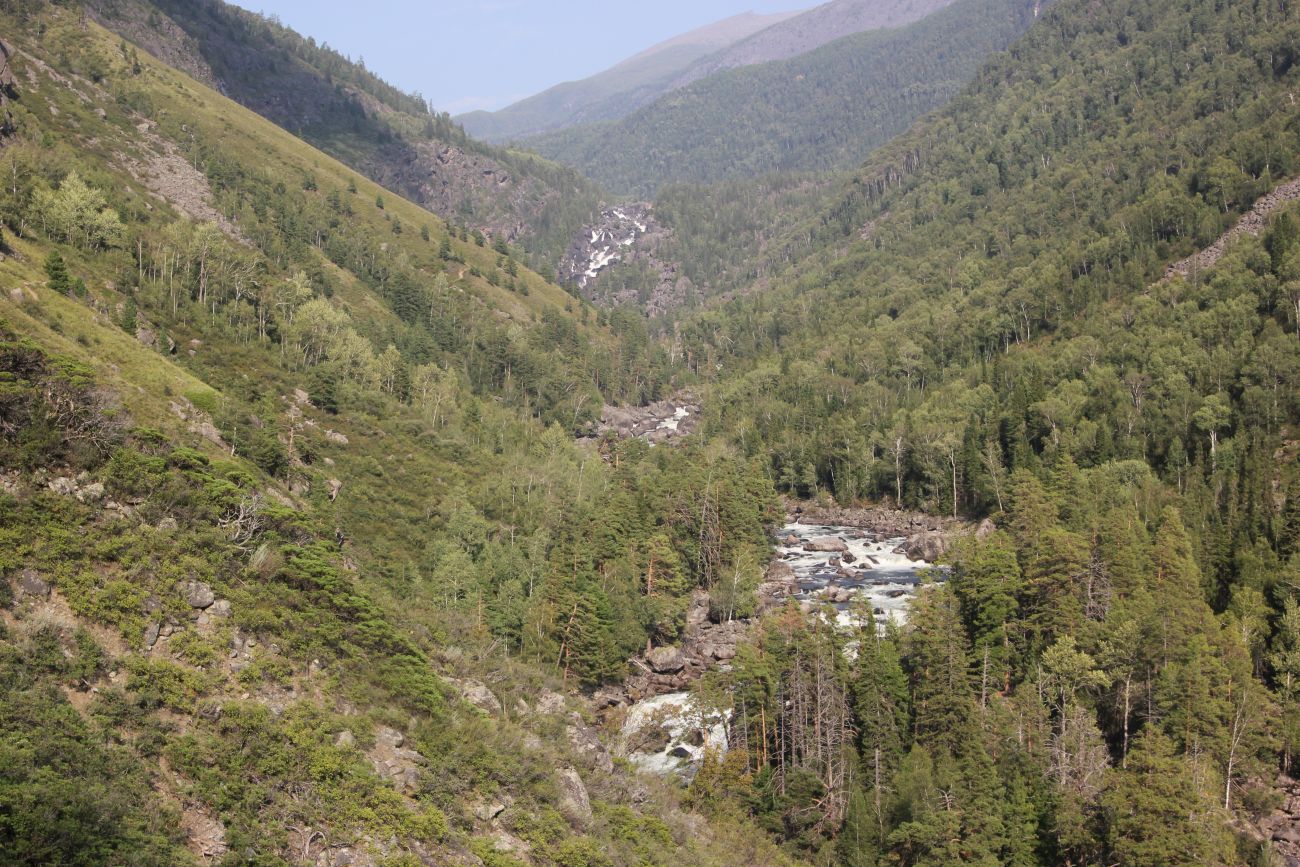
[
  {"x1": 85, "y1": 0, "x2": 602, "y2": 266},
  {"x1": 645, "y1": 0, "x2": 1300, "y2": 860},
  {"x1": 526, "y1": 0, "x2": 1041, "y2": 197},
  {"x1": 457, "y1": 10, "x2": 800, "y2": 143},
  {"x1": 0, "y1": 3, "x2": 799, "y2": 863}
]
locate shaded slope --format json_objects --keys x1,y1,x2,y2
[
  {"x1": 88, "y1": 0, "x2": 601, "y2": 264},
  {"x1": 458, "y1": 9, "x2": 801, "y2": 142},
  {"x1": 525, "y1": 0, "x2": 1041, "y2": 196}
]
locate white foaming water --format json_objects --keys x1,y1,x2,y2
[
  {"x1": 619, "y1": 691, "x2": 728, "y2": 777},
  {"x1": 775, "y1": 522, "x2": 939, "y2": 629},
  {"x1": 620, "y1": 523, "x2": 938, "y2": 778}
]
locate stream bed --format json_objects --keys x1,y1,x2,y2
[{"x1": 619, "y1": 521, "x2": 943, "y2": 778}]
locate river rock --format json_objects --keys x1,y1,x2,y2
[
  {"x1": 905, "y1": 531, "x2": 946, "y2": 562},
  {"x1": 647, "y1": 645, "x2": 685, "y2": 673},
  {"x1": 765, "y1": 560, "x2": 796, "y2": 582},
  {"x1": 556, "y1": 767, "x2": 592, "y2": 829},
  {"x1": 804, "y1": 536, "x2": 849, "y2": 553}
]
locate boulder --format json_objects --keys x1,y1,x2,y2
[
  {"x1": 334, "y1": 729, "x2": 356, "y2": 749},
  {"x1": 454, "y1": 679, "x2": 503, "y2": 715},
  {"x1": 975, "y1": 518, "x2": 997, "y2": 540},
  {"x1": 325, "y1": 430, "x2": 349, "y2": 446},
  {"x1": 804, "y1": 536, "x2": 848, "y2": 553},
  {"x1": 556, "y1": 767, "x2": 592, "y2": 829},
  {"x1": 181, "y1": 580, "x2": 216, "y2": 609},
  {"x1": 144, "y1": 622, "x2": 160, "y2": 649},
  {"x1": 782, "y1": 533, "x2": 801, "y2": 545},
  {"x1": 48, "y1": 477, "x2": 77, "y2": 496},
  {"x1": 904, "y1": 531, "x2": 946, "y2": 563},
  {"x1": 75, "y1": 482, "x2": 105, "y2": 503},
  {"x1": 135, "y1": 327, "x2": 156, "y2": 347},
  {"x1": 535, "y1": 689, "x2": 567, "y2": 715},
  {"x1": 474, "y1": 798, "x2": 509, "y2": 822},
  {"x1": 16, "y1": 568, "x2": 50, "y2": 600},
  {"x1": 764, "y1": 560, "x2": 796, "y2": 582},
  {"x1": 647, "y1": 645, "x2": 685, "y2": 674}
]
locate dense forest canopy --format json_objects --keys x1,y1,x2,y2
[{"x1": 0, "y1": 0, "x2": 1299, "y2": 863}]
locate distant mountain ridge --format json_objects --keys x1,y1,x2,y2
[
  {"x1": 669, "y1": 0, "x2": 956, "y2": 85},
  {"x1": 525, "y1": 0, "x2": 1040, "y2": 196},
  {"x1": 458, "y1": 0, "x2": 957, "y2": 143},
  {"x1": 457, "y1": 9, "x2": 802, "y2": 142}
]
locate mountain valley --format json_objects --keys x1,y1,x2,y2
[{"x1": 1, "y1": 0, "x2": 1300, "y2": 864}]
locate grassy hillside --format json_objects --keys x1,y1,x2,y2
[
  {"x1": 86, "y1": 0, "x2": 603, "y2": 267},
  {"x1": 525, "y1": 0, "x2": 1035, "y2": 196},
  {"x1": 0, "y1": 3, "x2": 800, "y2": 863}
]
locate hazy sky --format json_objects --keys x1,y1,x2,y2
[{"x1": 232, "y1": 1, "x2": 805, "y2": 115}]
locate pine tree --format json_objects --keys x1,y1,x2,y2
[
  {"x1": 905, "y1": 585, "x2": 975, "y2": 754},
  {"x1": 1102, "y1": 728, "x2": 1235, "y2": 866},
  {"x1": 44, "y1": 251, "x2": 71, "y2": 293}
]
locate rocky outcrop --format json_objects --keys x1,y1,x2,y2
[
  {"x1": 555, "y1": 767, "x2": 592, "y2": 829},
  {"x1": 558, "y1": 203, "x2": 696, "y2": 315},
  {"x1": 566, "y1": 712, "x2": 615, "y2": 773},
  {"x1": 450, "y1": 678, "x2": 503, "y2": 716},
  {"x1": 1256, "y1": 775, "x2": 1300, "y2": 864},
  {"x1": 367, "y1": 726, "x2": 426, "y2": 796},
  {"x1": 587, "y1": 393, "x2": 700, "y2": 445},
  {"x1": 622, "y1": 591, "x2": 751, "y2": 700},
  {"x1": 1166, "y1": 176, "x2": 1300, "y2": 280}
]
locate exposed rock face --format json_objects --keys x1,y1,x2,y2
[
  {"x1": 555, "y1": 767, "x2": 592, "y2": 829},
  {"x1": 587, "y1": 393, "x2": 700, "y2": 445},
  {"x1": 368, "y1": 726, "x2": 426, "y2": 795},
  {"x1": 566, "y1": 712, "x2": 615, "y2": 773},
  {"x1": 15, "y1": 569, "x2": 50, "y2": 600},
  {"x1": 623, "y1": 591, "x2": 752, "y2": 700},
  {"x1": 1257, "y1": 775, "x2": 1300, "y2": 864},
  {"x1": 558, "y1": 203, "x2": 695, "y2": 315},
  {"x1": 535, "y1": 689, "x2": 567, "y2": 715}
]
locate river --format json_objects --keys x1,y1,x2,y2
[{"x1": 619, "y1": 521, "x2": 942, "y2": 777}]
